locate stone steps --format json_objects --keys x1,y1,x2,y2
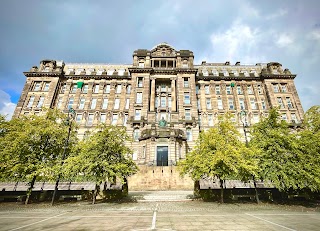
[{"x1": 129, "y1": 190, "x2": 194, "y2": 202}]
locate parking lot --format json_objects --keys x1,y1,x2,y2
[{"x1": 0, "y1": 201, "x2": 319, "y2": 231}]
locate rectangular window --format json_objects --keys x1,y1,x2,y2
[
  {"x1": 104, "y1": 84, "x2": 110, "y2": 93},
  {"x1": 277, "y1": 97, "x2": 284, "y2": 108},
  {"x1": 237, "y1": 86, "x2": 242, "y2": 94},
  {"x1": 196, "y1": 85, "x2": 200, "y2": 95},
  {"x1": 34, "y1": 82, "x2": 41, "y2": 91},
  {"x1": 43, "y1": 82, "x2": 50, "y2": 91},
  {"x1": 87, "y1": 114, "x2": 94, "y2": 126},
  {"x1": 125, "y1": 98, "x2": 130, "y2": 109},
  {"x1": 281, "y1": 113, "x2": 287, "y2": 121},
  {"x1": 247, "y1": 85, "x2": 253, "y2": 94},
  {"x1": 79, "y1": 98, "x2": 85, "y2": 109},
  {"x1": 116, "y1": 84, "x2": 122, "y2": 94},
  {"x1": 160, "y1": 112, "x2": 167, "y2": 120},
  {"x1": 155, "y1": 96, "x2": 159, "y2": 108},
  {"x1": 239, "y1": 98, "x2": 245, "y2": 110},
  {"x1": 184, "y1": 93, "x2": 190, "y2": 104},
  {"x1": 82, "y1": 84, "x2": 88, "y2": 93},
  {"x1": 114, "y1": 98, "x2": 120, "y2": 109},
  {"x1": 215, "y1": 86, "x2": 221, "y2": 95},
  {"x1": 161, "y1": 84, "x2": 166, "y2": 92},
  {"x1": 226, "y1": 86, "x2": 231, "y2": 95},
  {"x1": 102, "y1": 98, "x2": 108, "y2": 109},
  {"x1": 261, "y1": 99, "x2": 266, "y2": 110},
  {"x1": 136, "y1": 92, "x2": 143, "y2": 104},
  {"x1": 135, "y1": 109, "x2": 141, "y2": 120},
  {"x1": 228, "y1": 98, "x2": 234, "y2": 110},
  {"x1": 253, "y1": 114, "x2": 259, "y2": 123},
  {"x1": 217, "y1": 98, "x2": 223, "y2": 109},
  {"x1": 90, "y1": 98, "x2": 97, "y2": 109},
  {"x1": 206, "y1": 98, "x2": 212, "y2": 109},
  {"x1": 123, "y1": 114, "x2": 128, "y2": 126},
  {"x1": 185, "y1": 109, "x2": 191, "y2": 120},
  {"x1": 57, "y1": 97, "x2": 62, "y2": 109},
  {"x1": 250, "y1": 98, "x2": 257, "y2": 110},
  {"x1": 273, "y1": 84, "x2": 279, "y2": 93},
  {"x1": 291, "y1": 114, "x2": 297, "y2": 123},
  {"x1": 197, "y1": 98, "x2": 200, "y2": 110},
  {"x1": 205, "y1": 85, "x2": 210, "y2": 94},
  {"x1": 126, "y1": 85, "x2": 131, "y2": 94},
  {"x1": 76, "y1": 114, "x2": 82, "y2": 124},
  {"x1": 93, "y1": 85, "x2": 99, "y2": 93},
  {"x1": 184, "y1": 78, "x2": 189, "y2": 88},
  {"x1": 71, "y1": 84, "x2": 77, "y2": 93},
  {"x1": 161, "y1": 96, "x2": 166, "y2": 107},
  {"x1": 168, "y1": 97, "x2": 172, "y2": 108},
  {"x1": 37, "y1": 96, "x2": 45, "y2": 108},
  {"x1": 137, "y1": 77, "x2": 143, "y2": 87},
  {"x1": 281, "y1": 84, "x2": 287, "y2": 93},
  {"x1": 68, "y1": 97, "x2": 74, "y2": 109},
  {"x1": 286, "y1": 97, "x2": 293, "y2": 109},
  {"x1": 112, "y1": 114, "x2": 118, "y2": 125},
  {"x1": 257, "y1": 85, "x2": 263, "y2": 94},
  {"x1": 60, "y1": 84, "x2": 66, "y2": 93},
  {"x1": 208, "y1": 114, "x2": 214, "y2": 126},
  {"x1": 100, "y1": 114, "x2": 106, "y2": 123},
  {"x1": 186, "y1": 128, "x2": 192, "y2": 141}
]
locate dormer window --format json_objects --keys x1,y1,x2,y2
[
  {"x1": 66, "y1": 68, "x2": 74, "y2": 75},
  {"x1": 251, "y1": 70, "x2": 258, "y2": 76},
  {"x1": 118, "y1": 69, "x2": 125, "y2": 76},
  {"x1": 212, "y1": 69, "x2": 219, "y2": 76},
  {"x1": 203, "y1": 69, "x2": 208, "y2": 76},
  {"x1": 232, "y1": 70, "x2": 239, "y2": 76},
  {"x1": 97, "y1": 69, "x2": 104, "y2": 75},
  {"x1": 85, "y1": 68, "x2": 94, "y2": 75},
  {"x1": 182, "y1": 59, "x2": 188, "y2": 68},
  {"x1": 242, "y1": 70, "x2": 249, "y2": 77},
  {"x1": 107, "y1": 69, "x2": 114, "y2": 75},
  {"x1": 139, "y1": 61, "x2": 145, "y2": 68},
  {"x1": 222, "y1": 69, "x2": 229, "y2": 76},
  {"x1": 75, "y1": 68, "x2": 83, "y2": 75}
]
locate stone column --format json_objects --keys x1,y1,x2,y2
[
  {"x1": 150, "y1": 77, "x2": 156, "y2": 111},
  {"x1": 171, "y1": 77, "x2": 176, "y2": 112}
]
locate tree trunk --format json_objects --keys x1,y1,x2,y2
[
  {"x1": 220, "y1": 179, "x2": 224, "y2": 203},
  {"x1": 253, "y1": 176, "x2": 260, "y2": 204},
  {"x1": 25, "y1": 176, "x2": 36, "y2": 205},
  {"x1": 92, "y1": 184, "x2": 98, "y2": 204},
  {"x1": 51, "y1": 174, "x2": 61, "y2": 206}
]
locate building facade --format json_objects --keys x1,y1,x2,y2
[{"x1": 14, "y1": 42, "x2": 304, "y2": 168}]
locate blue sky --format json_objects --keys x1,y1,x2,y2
[{"x1": 0, "y1": 0, "x2": 319, "y2": 119}]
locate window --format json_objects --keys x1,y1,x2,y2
[
  {"x1": 135, "y1": 109, "x2": 141, "y2": 120},
  {"x1": 43, "y1": 82, "x2": 50, "y2": 91},
  {"x1": 114, "y1": 98, "x2": 120, "y2": 109},
  {"x1": 237, "y1": 86, "x2": 243, "y2": 94},
  {"x1": 232, "y1": 70, "x2": 239, "y2": 77},
  {"x1": 160, "y1": 96, "x2": 166, "y2": 107},
  {"x1": 142, "y1": 146, "x2": 146, "y2": 158},
  {"x1": 242, "y1": 70, "x2": 249, "y2": 77},
  {"x1": 90, "y1": 98, "x2": 97, "y2": 109},
  {"x1": 196, "y1": 85, "x2": 200, "y2": 95},
  {"x1": 93, "y1": 85, "x2": 99, "y2": 93},
  {"x1": 182, "y1": 60, "x2": 188, "y2": 68},
  {"x1": 97, "y1": 69, "x2": 104, "y2": 75},
  {"x1": 226, "y1": 85, "x2": 231, "y2": 95},
  {"x1": 34, "y1": 82, "x2": 41, "y2": 91},
  {"x1": 76, "y1": 114, "x2": 82, "y2": 124},
  {"x1": 291, "y1": 114, "x2": 298, "y2": 123},
  {"x1": 112, "y1": 114, "x2": 118, "y2": 125},
  {"x1": 155, "y1": 96, "x2": 159, "y2": 108},
  {"x1": 60, "y1": 84, "x2": 66, "y2": 93},
  {"x1": 116, "y1": 84, "x2": 122, "y2": 94},
  {"x1": 75, "y1": 68, "x2": 83, "y2": 75},
  {"x1": 185, "y1": 109, "x2": 191, "y2": 120},
  {"x1": 123, "y1": 114, "x2": 128, "y2": 126},
  {"x1": 161, "y1": 84, "x2": 166, "y2": 92},
  {"x1": 104, "y1": 84, "x2": 110, "y2": 93},
  {"x1": 37, "y1": 96, "x2": 45, "y2": 108},
  {"x1": 197, "y1": 98, "x2": 200, "y2": 110},
  {"x1": 205, "y1": 85, "x2": 210, "y2": 94},
  {"x1": 212, "y1": 69, "x2": 219, "y2": 76},
  {"x1": 208, "y1": 114, "x2": 214, "y2": 126},
  {"x1": 261, "y1": 99, "x2": 266, "y2": 110},
  {"x1": 168, "y1": 97, "x2": 171, "y2": 108},
  {"x1": 203, "y1": 69, "x2": 209, "y2": 76},
  {"x1": 222, "y1": 70, "x2": 229, "y2": 76},
  {"x1": 126, "y1": 85, "x2": 131, "y2": 94},
  {"x1": 87, "y1": 114, "x2": 94, "y2": 126},
  {"x1": 206, "y1": 98, "x2": 212, "y2": 109},
  {"x1": 250, "y1": 98, "x2": 257, "y2": 110},
  {"x1": 160, "y1": 112, "x2": 167, "y2": 120},
  {"x1": 184, "y1": 93, "x2": 190, "y2": 104},
  {"x1": 228, "y1": 98, "x2": 234, "y2": 110},
  {"x1": 184, "y1": 78, "x2": 189, "y2": 88},
  {"x1": 286, "y1": 97, "x2": 293, "y2": 109},
  {"x1": 125, "y1": 98, "x2": 130, "y2": 109},
  {"x1": 281, "y1": 84, "x2": 287, "y2": 92},
  {"x1": 82, "y1": 84, "x2": 88, "y2": 93},
  {"x1": 217, "y1": 98, "x2": 223, "y2": 109},
  {"x1": 57, "y1": 97, "x2": 62, "y2": 109},
  {"x1": 137, "y1": 77, "x2": 143, "y2": 87},
  {"x1": 257, "y1": 85, "x2": 263, "y2": 94},
  {"x1": 215, "y1": 86, "x2": 221, "y2": 94},
  {"x1": 100, "y1": 114, "x2": 106, "y2": 123},
  {"x1": 118, "y1": 69, "x2": 125, "y2": 76},
  {"x1": 102, "y1": 98, "x2": 108, "y2": 109},
  {"x1": 107, "y1": 69, "x2": 114, "y2": 75},
  {"x1": 71, "y1": 84, "x2": 77, "y2": 93},
  {"x1": 133, "y1": 129, "x2": 140, "y2": 141},
  {"x1": 67, "y1": 97, "x2": 74, "y2": 109},
  {"x1": 139, "y1": 62, "x2": 145, "y2": 68},
  {"x1": 273, "y1": 84, "x2": 279, "y2": 93},
  {"x1": 277, "y1": 97, "x2": 284, "y2": 108},
  {"x1": 253, "y1": 114, "x2": 259, "y2": 124},
  {"x1": 79, "y1": 98, "x2": 85, "y2": 109},
  {"x1": 239, "y1": 98, "x2": 245, "y2": 110},
  {"x1": 186, "y1": 128, "x2": 192, "y2": 141},
  {"x1": 247, "y1": 85, "x2": 253, "y2": 94},
  {"x1": 86, "y1": 68, "x2": 93, "y2": 75},
  {"x1": 281, "y1": 113, "x2": 287, "y2": 121},
  {"x1": 136, "y1": 92, "x2": 143, "y2": 104}
]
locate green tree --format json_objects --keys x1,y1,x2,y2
[
  {"x1": 179, "y1": 114, "x2": 258, "y2": 203},
  {"x1": 0, "y1": 109, "x2": 77, "y2": 204},
  {"x1": 63, "y1": 125, "x2": 138, "y2": 204},
  {"x1": 250, "y1": 108, "x2": 307, "y2": 193}
]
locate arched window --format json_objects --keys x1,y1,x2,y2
[
  {"x1": 133, "y1": 128, "x2": 140, "y2": 141},
  {"x1": 107, "y1": 69, "x2": 114, "y2": 75}
]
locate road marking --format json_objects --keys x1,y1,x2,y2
[
  {"x1": 151, "y1": 203, "x2": 158, "y2": 230},
  {"x1": 8, "y1": 212, "x2": 67, "y2": 231},
  {"x1": 0, "y1": 215, "x2": 153, "y2": 219},
  {"x1": 246, "y1": 213, "x2": 297, "y2": 231}
]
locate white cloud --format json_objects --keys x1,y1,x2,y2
[
  {"x1": 265, "y1": 8, "x2": 288, "y2": 20},
  {"x1": 276, "y1": 33, "x2": 294, "y2": 48},
  {"x1": 0, "y1": 90, "x2": 16, "y2": 120}
]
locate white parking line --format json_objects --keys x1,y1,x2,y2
[
  {"x1": 8, "y1": 212, "x2": 68, "y2": 231},
  {"x1": 151, "y1": 203, "x2": 158, "y2": 230},
  {"x1": 246, "y1": 213, "x2": 297, "y2": 231}
]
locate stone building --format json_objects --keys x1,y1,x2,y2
[{"x1": 13, "y1": 43, "x2": 304, "y2": 189}]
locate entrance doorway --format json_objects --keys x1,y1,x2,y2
[{"x1": 157, "y1": 146, "x2": 168, "y2": 166}]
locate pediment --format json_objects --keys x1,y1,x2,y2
[{"x1": 151, "y1": 42, "x2": 176, "y2": 57}]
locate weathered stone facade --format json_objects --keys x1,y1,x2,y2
[{"x1": 13, "y1": 43, "x2": 304, "y2": 189}]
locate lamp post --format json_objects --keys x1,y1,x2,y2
[
  {"x1": 239, "y1": 110, "x2": 260, "y2": 203},
  {"x1": 51, "y1": 107, "x2": 76, "y2": 206}
]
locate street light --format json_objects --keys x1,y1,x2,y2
[{"x1": 51, "y1": 107, "x2": 76, "y2": 205}]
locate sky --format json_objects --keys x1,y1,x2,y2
[{"x1": 0, "y1": 0, "x2": 319, "y2": 119}]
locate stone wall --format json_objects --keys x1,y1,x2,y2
[{"x1": 127, "y1": 166, "x2": 194, "y2": 191}]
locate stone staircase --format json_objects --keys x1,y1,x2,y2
[{"x1": 128, "y1": 190, "x2": 194, "y2": 202}]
